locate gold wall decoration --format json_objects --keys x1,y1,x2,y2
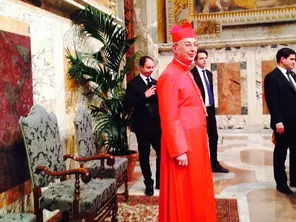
[
  {"x1": 193, "y1": 20, "x2": 220, "y2": 39},
  {"x1": 174, "y1": 0, "x2": 188, "y2": 24},
  {"x1": 167, "y1": 0, "x2": 174, "y2": 42},
  {"x1": 166, "y1": 0, "x2": 191, "y2": 42},
  {"x1": 64, "y1": 49, "x2": 80, "y2": 157},
  {"x1": 109, "y1": 0, "x2": 116, "y2": 15},
  {"x1": 157, "y1": 0, "x2": 167, "y2": 43}
]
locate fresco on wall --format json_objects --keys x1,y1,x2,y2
[
  {"x1": 0, "y1": 30, "x2": 32, "y2": 193},
  {"x1": 195, "y1": 0, "x2": 296, "y2": 13}
]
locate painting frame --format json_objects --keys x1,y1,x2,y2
[{"x1": 166, "y1": 0, "x2": 296, "y2": 41}]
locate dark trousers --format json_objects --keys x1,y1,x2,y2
[
  {"x1": 274, "y1": 129, "x2": 296, "y2": 186},
  {"x1": 135, "y1": 132, "x2": 161, "y2": 187},
  {"x1": 206, "y1": 107, "x2": 219, "y2": 165}
]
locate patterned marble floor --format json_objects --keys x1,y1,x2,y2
[{"x1": 126, "y1": 131, "x2": 296, "y2": 222}]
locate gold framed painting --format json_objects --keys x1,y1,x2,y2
[
  {"x1": 166, "y1": 0, "x2": 296, "y2": 41},
  {"x1": 190, "y1": 0, "x2": 296, "y2": 24},
  {"x1": 191, "y1": 0, "x2": 296, "y2": 15}
]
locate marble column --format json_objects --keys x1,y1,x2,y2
[
  {"x1": 133, "y1": 0, "x2": 159, "y2": 78},
  {"x1": 246, "y1": 49, "x2": 257, "y2": 127}
]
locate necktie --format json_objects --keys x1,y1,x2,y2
[
  {"x1": 146, "y1": 77, "x2": 152, "y2": 88},
  {"x1": 287, "y1": 71, "x2": 296, "y2": 91},
  {"x1": 202, "y1": 70, "x2": 214, "y2": 106}
]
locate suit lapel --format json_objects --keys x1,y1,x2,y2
[
  {"x1": 135, "y1": 75, "x2": 148, "y2": 92},
  {"x1": 192, "y1": 67, "x2": 203, "y2": 88},
  {"x1": 191, "y1": 67, "x2": 206, "y2": 101},
  {"x1": 276, "y1": 68, "x2": 296, "y2": 93},
  {"x1": 290, "y1": 71, "x2": 296, "y2": 83},
  {"x1": 151, "y1": 78, "x2": 157, "y2": 85}
]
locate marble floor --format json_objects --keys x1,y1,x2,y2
[{"x1": 126, "y1": 131, "x2": 296, "y2": 222}]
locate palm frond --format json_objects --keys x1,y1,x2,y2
[
  {"x1": 72, "y1": 6, "x2": 115, "y2": 45},
  {"x1": 73, "y1": 6, "x2": 136, "y2": 75}
]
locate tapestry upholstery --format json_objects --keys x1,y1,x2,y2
[
  {"x1": 74, "y1": 106, "x2": 128, "y2": 178},
  {"x1": 0, "y1": 213, "x2": 36, "y2": 222},
  {"x1": 84, "y1": 161, "x2": 101, "y2": 178},
  {"x1": 40, "y1": 178, "x2": 116, "y2": 212},
  {"x1": 19, "y1": 104, "x2": 66, "y2": 188},
  {"x1": 104, "y1": 157, "x2": 128, "y2": 178},
  {"x1": 74, "y1": 106, "x2": 94, "y2": 158}
]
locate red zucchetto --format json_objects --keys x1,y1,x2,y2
[{"x1": 170, "y1": 22, "x2": 195, "y2": 42}]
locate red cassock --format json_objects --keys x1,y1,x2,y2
[{"x1": 157, "y1": 59, "x2": 217, "y2": 222}]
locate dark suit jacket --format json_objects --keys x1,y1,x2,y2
[
  {"x1": 264, "y1": 67, "x2": 296, "y2": 130},
  {"x1": 190, "y1": 67, "x2": 215, "y2": 106},
  {"x1": 124, "y1": 75, "x2": 161, "y2": 134}
]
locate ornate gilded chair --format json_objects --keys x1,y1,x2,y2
[
  {"x1": 72, "y1": 106, "x2": 129, "y2": 200},
  {"x1": 19, "y1": 105, "x2": 118, "y2": 222},
  {"x1": 0, "y1": 213, "x2": 36, "y2": 222}
]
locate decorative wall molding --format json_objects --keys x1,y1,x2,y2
[
  {"x1": 20, "y1": 0, "x2": 85, "y2": 19},
  {"x1": 192, "y1": 5, "x2": 296, "y2": 25},
  {"x1": 159, "y1": 35, "x2": 296, "y2": 51},
  {"x1": 19, "y1": 0, "x2": 112, "y2": 19}
]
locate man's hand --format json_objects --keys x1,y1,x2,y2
[
  {"x1": 276, "y1": 122, "x2": 284, "y2": 134},
  {"x1": 145, "y1": 85, "x2": 156, "y2": 98},
  {"x1": 175, "y1": 153, "x2": 188, "y2": 166}
]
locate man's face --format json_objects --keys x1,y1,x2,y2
[
  {"x1": 281, "y1": 54, "x2": 296, "y2": 70},
  {"x1": 140, "y1": 58, "x2": 154, "y2": 77},
  {"x1": 173, "y1": 38, "x2": 198, "y2": 64},
  {"x1": 195, "y1": 52, "x2": 207, "y2": 69}
]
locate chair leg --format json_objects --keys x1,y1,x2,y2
[
  {"x1": 61, "y1": 211, "x2": 70, "y2": 222},
  {"x1": 111, "y1": 191, "x2": 118, "y2": 222},
  {"x1": 33, "y1": 188, "x2": 43, "y2": 222},
  {"x1": 85, "y1": 212, "x2": 95, "y2": 222},
  {"x1": 124, "y1": 170, "x2": 129, "y2": 201}
]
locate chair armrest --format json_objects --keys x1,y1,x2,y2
[
  {"x1": 35, "y1": 166, "x2": 91, "y2": 183},
  {"x1": 63, "y1": 153, "x2": 115, "y2": 166}
]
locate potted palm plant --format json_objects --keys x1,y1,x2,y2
[{"x1": 66, "y1": 6, "x2": 139, "y2": 179}]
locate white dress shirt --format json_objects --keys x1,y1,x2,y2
[
  {"x1": 140, "y1": 73, "x2": 151, "y2": 85},
  {"x1": 277, "y1": 66, "x2": 296, "y2": 88}
]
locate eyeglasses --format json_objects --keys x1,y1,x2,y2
[{"x1": 174, "y1": 41, "x2": 198, "y2": 48}]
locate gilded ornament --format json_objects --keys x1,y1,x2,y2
[{"x1": 174, "y1": 0, "x2": 188, "y2": 24}]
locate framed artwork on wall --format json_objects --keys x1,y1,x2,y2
[
  {"x1": 166, "y1": 0, "x2": 296, "y2": 42},
  {"x1": 0, "y1": 26, "x2": 32, "y2": 194},
  {"x1": 193, "y1": 0, "x2": 296, "y2": 14}
]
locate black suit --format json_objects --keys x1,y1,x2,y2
[
  {"x1": 264, "y1": 67, "x2": 296, "y2": 186},
  {"x1": 125, "y1": 74, "x2": 161, "y2": 187},
  {"x1": 191, "y1": 67, "x2": 219, "y2": 165}
]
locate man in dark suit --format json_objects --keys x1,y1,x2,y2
[
  {"x1": 191, "y1": 49, "x2": 229, "y2": 173},
  {"x1": 125, "y1": 56, "x2": 161, "y2": 196},
  {"x1": 264, "y1": 47, "x2": 296, "y2": 195}
]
